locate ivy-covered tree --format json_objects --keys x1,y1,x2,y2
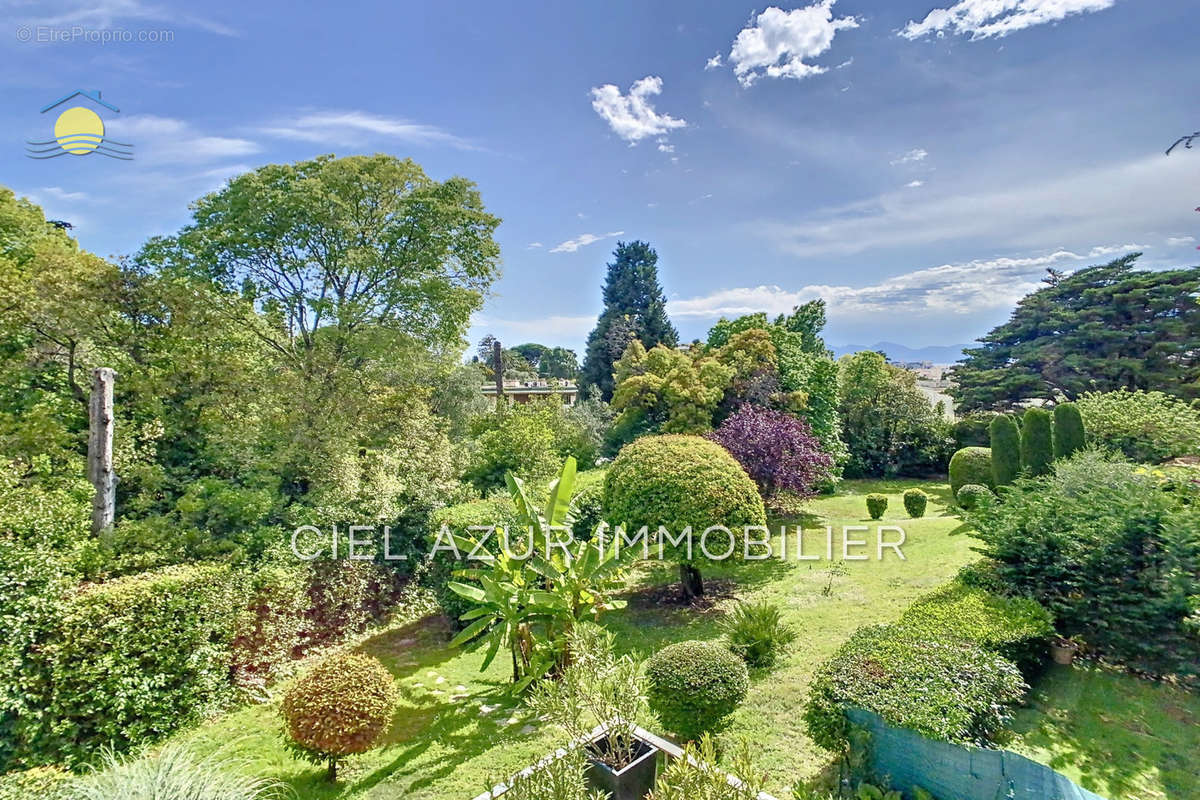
[
  {"x1": 949, "y1": 255, "x2": 1200, "y2": 412},
  {"x1": 579, "y1": 241, "x2": 678, "y2": 400}
]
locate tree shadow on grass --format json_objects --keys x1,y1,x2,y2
[
  {"x1": 357, "y1": 615, "x2": 460, "y2": 681},
  {"x1": 1008, "y1": 663, "x2": 1200, "y2": 800}
]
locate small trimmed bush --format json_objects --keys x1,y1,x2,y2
[
  {"x1": 989, "y1": 414, "x2": 1021, "y2": 487},
  {"x1": 1053, "y1": 402, "x2": 1086, "y2": 460},
  {"x1": 902, "y1": 489, "x2": 928, "y2": 518},
  {"x1": 804, "y1": 625, "x2": 1025, "y2": 752},
  {"x1": 956, "y1": 483, "x2": 993, "y2": 511},
  {"x1": 899, "y1": 580, "x2": 1054, "y2": 675},
  {"x1": 282, "y1": 652, "x2": 398, "y2": 781},
  {"x1": 865, "y1": 494, "x2": 888, "y2": 520},
  {"x1": 948, "y1": 447, "x2": 992, "y2": 496},
  {"x1": 1020, "y1": 408, "x2": 1053, "y2": 476},
  {"x1": 605, "y1": 435, "x2": 766, "y2": 600},
  {"x1": 722, "y1": 600, "x2": 797, "y2": 669},
  {"x1": 644, "y1": 640, "x2": 749, "y2": 741}
]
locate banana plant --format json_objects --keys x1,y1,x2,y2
[{"x1": 448, "y1": 457, "x2": 637, "y2": 689}]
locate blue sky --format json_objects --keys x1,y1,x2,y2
[{"x1": 4, "y1": 0, "x2": 1199, "y2": 355}]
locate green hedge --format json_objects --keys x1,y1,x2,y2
[
  {"x1": 804, "y1": 624, "x2": 1024, "y2": 752},
  {"x1": 989, "y1": 415, "x2": 1021, "y2": 487},
  {"x1": 1020, "y1": 408, "x2": 1053, "y2": 476},
  {"x1": 948, "y1": 447, "x2": 992, "y2": 496},
  {"x1": 42, "y1": 564, "x2": 244, "y2": 765},
  {"x1": 1053, "y1": 403, "x2": 1085, "y2": 460},
  {"x1": 899, "y1": 580, "x2": 1053, "y2": 676},
  {"x1": 231, "y1": 563, "x2": 307, "y2": 688}
]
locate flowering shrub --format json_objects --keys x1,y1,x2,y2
[{"x1": 706, "y1": 405, "x2": 833, "y2": 503}]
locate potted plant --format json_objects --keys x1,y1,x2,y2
[
  {"x1": 527, "y1": 625, "x2": 659, "y2": 800},
  {"x1": 1050, "y1": 635, "x2": 1080, "y2": 665}
]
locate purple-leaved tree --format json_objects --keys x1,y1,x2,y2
[{"x1": 707, "y1": 405, "x2": 834, "y2": 504}]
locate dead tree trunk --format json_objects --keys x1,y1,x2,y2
[{"x1": 88, "y1": 367, "x2": 116, "y2": 535}]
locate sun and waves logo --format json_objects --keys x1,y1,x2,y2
[{"x1": 25, "y1": 90, "x2": 133, "y2": 161}]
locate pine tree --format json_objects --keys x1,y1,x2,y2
[
  {"x1": 989, "y1": 414, "x2": 1021, "y2": 486},
  {"x1": 579, "y1": 241, "x2": 678, "y2": 400}
]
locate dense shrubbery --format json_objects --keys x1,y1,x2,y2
[
  {"x1": 969, "y1": 450, "x2": 1200, "y2": 678},
  {"x1": 230, "y1": 562, "x2": 308, "y2": 689},
  {"x1": 951, "y1": 412, "x2": 997, "y2": 449},
  {"x1": 948, "y1": 447, "x2": 992, "y2": 495},
  {"x1": 422, "y1": 497, "x2": 519, "y2": 625},
  {"x1": 644, "y1": 640, "x2": 749, "y2": 741},
  {"x1": 902, "y1": 488, "x2": 927, "y2": 518},
  {"x1": 1078, "y1": 389, "x2": 1200, "y2": 463},
  {"x1": 568, "y1": 471, "x2": 606, "y2": 539},
  {"x1": 899, "y1": 580, "x2": 1053, "y2": 675},
  {"x1": 721, "y1": 600, "x2": 797, "y2": 668},
  {"x1": 804, "y1": 624, "x2": 1025, "y2": 752},
  {"x1": 282, "y1": 652, "x2": 397, "y2": 781},
  {"x1": 707, "y1": 405, "x2": 834, "y2": 504},
  {"x1": 604, "y1": 435, "x2": 766, "y2": 600}
]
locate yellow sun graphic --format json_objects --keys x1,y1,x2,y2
[{"x1": 54, "y1": 107, "x2": 105, "y2": 155}]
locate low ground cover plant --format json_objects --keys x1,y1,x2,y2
[
  {"x1": 281, "y1": 652, "x2": 397, "y2": 781},
  {"x1": 644, "y1": 640, "x2": 750, "y2": 741}
]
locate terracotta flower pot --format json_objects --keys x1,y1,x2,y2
[{"x1": 1050, "y1": 640, "x2": 1078, "y2": 665}]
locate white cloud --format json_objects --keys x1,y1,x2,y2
[
  {"x1": 657, "y1": 140, "x2": 675, "y2": 154},
  {"x1": 705, "y1": 53, "x2": 723, "y2": 70},
  {"x1": 900, "y1": 0, "x2": 1116, "y2": 40},
  {"x1": 6, "y1": 0, "x2": 237, "y2": 36},
  {"x1": 1166, "y1": 236, "x2": 1196, "y2": 246},
  {"x1": 891, "y1": 148, "x2": 928, "y2": 165},
  {"x1": 668, "y1": 245, "x2": 1142, "y2": 321},
  {"x1": 590, "y1": 76, "x2": 686, "y2": 144},
  {"x1": 527, "y1": 242, "x2": 543, "y2": 249},
  {"x1": 752, "y1": 155, "x2": 1191, "y2": 258},
  {"x1": 906, "y1": 180, "x2": 925, "y2": 188},
  {"x1": 549, "y1": 231, "x2": 624, "y2": 254},
  {"x1": 836, "y1": 57, "x2": 854, "y2": 69},
  {"x1": 38, "y1": 186, "x2": 89, "y2": 202},
  {"x1": 106, "y1": 115, "x2": 259, "y2": 164},
  {"x1": 727, "y1": 2, "x2": 859, "y2": 87},
  {"x1": 260, "y1": 110, "x2": 476, "y2": 150}
]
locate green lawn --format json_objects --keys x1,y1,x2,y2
[
  {"x1": 176, "y1": 478, "x2": 977, "y2": 799},
  {"x1": 1007, "y1": 663, "x2": 1200, "y2": 800}
]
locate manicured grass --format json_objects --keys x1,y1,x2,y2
[
  {"x1": 175, "y1": 478, "x2": 977, "y2": 799},
  {"x1": 1007, "y1": 663, "x2": 1200, "y2": 800}
]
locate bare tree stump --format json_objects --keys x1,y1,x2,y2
[{"x1": 88, "y1": 367, "x2": 116, "y2": 535}]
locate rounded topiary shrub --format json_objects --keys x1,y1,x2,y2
[
  {"x1": 956, "y1": 484, "x2": 993, "y2": 511},
  {"x1": 866, "y1": 494, "x2": 888, "y2": 520},
  {"x1": 604, "y1": 435, "x2": 766, "y2": 600},
  {"x1": 282, "y1": 652, "x2": 397, "y2": 781},
  {"x1": 948, "y1": 446, "x2": 993, "y2": 496},
  {"x1": 644, "y1": 640, "x2": 749, "y2": 741},
  {"x1": 902, "y1": 488, "x2": 928, "y2": 518}
]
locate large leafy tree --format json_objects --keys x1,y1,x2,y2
[
  {"x1": 579, "y1": 241, "x2": 678, "y2": 400},
  {"x1": 949, "y1": 254, "x2": 1200, "y2": 411}
]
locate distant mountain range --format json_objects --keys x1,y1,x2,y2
[{"x1": 829, "y1": 341, "x2": 973, "y2": 364}]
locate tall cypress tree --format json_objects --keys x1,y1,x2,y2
[
  {"x1": 1020, "y1": 407, "x2": 1054, "y2": 476},
  {"x1": 580, "y1": 241, "x2": 678, "y2": 400}
]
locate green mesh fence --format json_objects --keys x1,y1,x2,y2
[{"x1": 846, "y1": 708, "x2": 1110, "y2": 800}]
